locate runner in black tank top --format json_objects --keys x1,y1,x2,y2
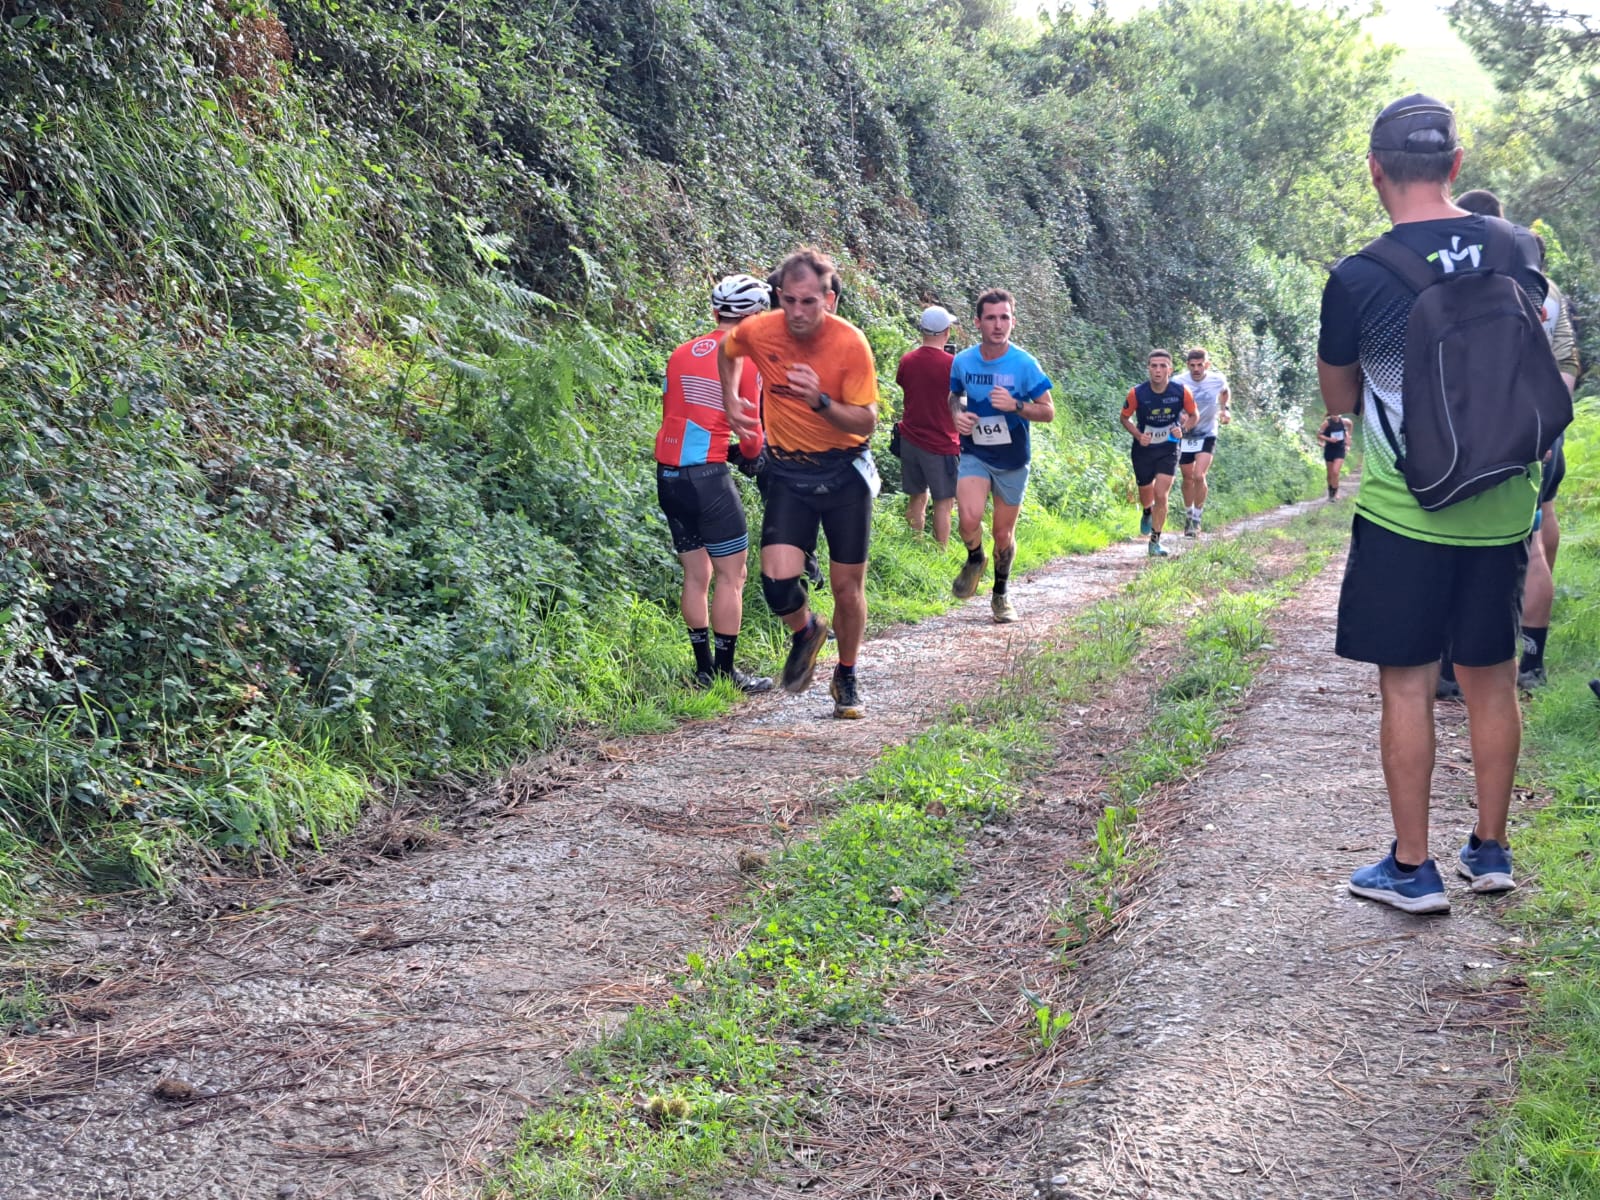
[{"x1": 1316, "y1": 411, "x2": 1353, "y2": 501}]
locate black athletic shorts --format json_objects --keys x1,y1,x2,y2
[
  {"x1": 760, "y1": 452, "x2": 874, "y2": 565},
  {"x1": 656, "y1": 462, "x2": 748, "y2": 557},
  {"x1": 1539, "y1": 434, "x2": 1566, "y2": 505},
  {"x1": 1335, "y1": 515, "x2": 1529, "y2": 668},
  {"x1": 1179, "y1": 435, "x2": 1217, "y2": 465},
  {"x1": 1131, "y1": 440, "x2": 1180, "y2": 487},
  {"x1": 1323, "y1": 442, "x2": 1348, "y2": 463}
]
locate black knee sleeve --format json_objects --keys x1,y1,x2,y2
[{"x1": 760, "y1": 573, "x2": 807, "y2": 617}]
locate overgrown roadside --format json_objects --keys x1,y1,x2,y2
[{"x1": 1, "y1": 502, "x2": 1315, "y2": 1200}]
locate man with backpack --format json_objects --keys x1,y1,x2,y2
[{"x1": 1317, "y1": 95, "x2": 1570, "y2": 915}]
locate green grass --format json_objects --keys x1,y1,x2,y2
[
  {"x1": 1470, "y1": 402, "x2": 1600, "y2": 1198},
  {"x1": 489, "y1": 500, "x2": 1344, "y2": 1198}
]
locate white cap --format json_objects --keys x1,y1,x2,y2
[{"x1": 918, "y1": 306, "x2": 954, "y2": 334}]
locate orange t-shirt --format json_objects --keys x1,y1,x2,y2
[{"x1": 722, "y1": 310, "x2": 878, "y2": 453}]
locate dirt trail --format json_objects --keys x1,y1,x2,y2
[
  {"x1": 2, "y1": 506, "x2": 1313, "y2": 1200},
  {"x1": 730, "y1": 549, "x2": 1520, "y2": 1200}
]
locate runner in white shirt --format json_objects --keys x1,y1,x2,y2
[{"x1": 1171, "y1": 347, "x2": 1231, "y2": 536}]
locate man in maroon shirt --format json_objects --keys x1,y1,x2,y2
[{"x1": 895, "y1": 306, "x2": 961, "y2": 547}]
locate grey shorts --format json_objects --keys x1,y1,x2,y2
[{"x1": 900, "y1": 441, "x2": 959, "y2": 501}]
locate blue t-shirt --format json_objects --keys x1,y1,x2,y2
[{"x1": 949, "y1": 344, "x2": 1054, "y2": 470}]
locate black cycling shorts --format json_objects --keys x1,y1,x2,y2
[
  {"x1": 1131, "y1": 440, "x2": 1180, "y2": 487},
  {"x1": 1179, "y1": 435, "x2": 1217, "y2": 465},
  {"x1": 656, "y1": 463, "x2": 748, "y2": 557},
  {"x1": 1539, "y1": 435, "x2": 1566, "y2": 505},
  {"x1": 1335, "y1": 515, "x2": 1529, "y2": 668},
  {"x1": 1323, "y1": 441, "x2": 1348, "y2": 463},
  {"x1": 760, "y1": 455, "x2": 874, "y2": 565}
]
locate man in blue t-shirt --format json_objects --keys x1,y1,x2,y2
[{"x1": 948, "y1": 289, "x2": 1055, "y2": 623}]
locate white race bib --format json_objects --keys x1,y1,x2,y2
[
  {"x1": 972, "y1": 415, "x2": 1013, "y2": 446},
  {"x1": 1146, "y1": 424, "x2": 1176, "y2": 443},
  {"x1": 1328, "y1": 430, "x2": 1345, "y2": 442},
  {"x1": 852, "y1": 450, "x2": 882, "y2": 498},
  {"x1": 1180, "y1": 437, "x2": 1204, "y2": 453}
]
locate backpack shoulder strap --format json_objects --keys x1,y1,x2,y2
[{"x1": 1355, "y1": 233, "x2": 1437, "y2": 295}]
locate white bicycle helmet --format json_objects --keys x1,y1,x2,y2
[{"x1": 711, "y1": 273, "x2": 771, "y2": 318}]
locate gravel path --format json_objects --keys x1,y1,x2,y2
[{"x1": 1, "y1": 506, "x2": 1314, "y2": 1200}]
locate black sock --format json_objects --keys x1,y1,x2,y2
[
  {"x1": 1469, "y1": 832, "x2": 1483, "y2": 850},
  {"x1": 834, "y1": 662, "x2": 855, "y2": 679},
  {"x1": 1522, "y1": 626, "x2": 1548, "y2": 670},
  {"x1": 1393, "y1": 857, "x2": 1421, "y2": 873},
  {"x1": 793, "y1": 615, "x2": 816, "y2": 643},
  {"x1": 1142, "y1": 506, "x2": 1152, "y2": 518},
  {"x1": 1439, "y1": 656, "x2": 1457, "y2": 684},
  {"x1": 688, "y1": 626, "x2": 712, "y2": 675},
  {"x1": 994, "y1": 545, "x2": 1014, "y2": 596},
  {"x1": 966, "y1": 542, "x2": 984, "y2": 563},
  {"x1": 713, "y1": 632, "x2": 736, "y2": 675}
]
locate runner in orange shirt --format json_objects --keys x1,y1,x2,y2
[{"x1": 719, "y1": 247, "x2": 880, "y2": 718}]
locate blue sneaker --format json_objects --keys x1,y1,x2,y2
[
  {"x1": 1139, "y1": 511, "x2": 1153, "y2": 536},
  {"x1": 1457, "y1": 836, "x2": 1516, "y2": 893},
  {"x1": 1348, "y1": 845, "x2": 1450, "y2": 914}
]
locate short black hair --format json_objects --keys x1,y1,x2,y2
[{"x1": 1456, "y1": 188, "x2": 1503, "y2": 218}]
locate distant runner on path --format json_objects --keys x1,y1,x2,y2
[
  {"x1": 948, "y1": 289, "x2": 1056, "y2": 623},
  {"x1": 1317, "y1": 411, "x2": 1353, "y2": 501},
  {"x1": 654, "y1": 273, "x2": 774, "y2": 693},
  {"x1": 1171, "y1": 347, "x2": 1230, "y2": 536},
  {"x1": 721, "y1": 247, "x2": 880, "y2": 719},
  {"x1": 1121, "y1": 349, "x2": 1197, "y2": 558},
  {"x1": 895, "y1": 306, "x2": 960, "y2": 548},
  {"x1": 1318, "y1": 95, "x2": 1551, "y2": 914}
]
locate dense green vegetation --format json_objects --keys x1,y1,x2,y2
[{"x1": 0, "y1": 0, "x2": 1365, "y2": 905}]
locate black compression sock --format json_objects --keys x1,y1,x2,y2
[
  {"x1": 1142, "y1": 506, "x2": 1152, "y2": 519},
  {"x1": 713, "y1": 632, "x2": 737, "y2": 675},
  {"x1": 1522, "y1": 626, "x2": 1549, "y2": 670},
  {"x1": 688, "y1": 626, "x2": 712, "y2": 675},
  {"x1": 994, "y1": 545, "x2": 1014, "y2": 596},
  {"x1": 966, "y1": 542, "x2": 984, "y2": 563}
]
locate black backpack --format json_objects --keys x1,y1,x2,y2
[{"x1": 1357, "y1": 219, "x2": 1572, "y2": 511}]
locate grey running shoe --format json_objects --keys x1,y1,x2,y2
[
  {"x1": 1518, "y1": 665, "x2": 1547, "y2": 690},
  {"x1": 725, "y1": 668, "x2": 774, "y2": 695},
  {"x1": 780, "y1": 617, "x2": 830, "y2": 695},
  {"x1": 1183, "y1": 514, "x2": 1198, "y2": 538},
  {"x1": 992, "y1": 593, "x2": 1019, "y2": 624},
  {"x1": 1436, "y1": 675, "x2": 1463, "y2": 702},
  {"x1": 953, "y1": 552, "x2": 987, "y2": 599},
  {"x1": 830, "y1": 668, "x2": 865, "y2": 719}
]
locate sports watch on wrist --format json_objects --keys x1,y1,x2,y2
[{"x1": 812, "y1": 391, "x2": 833, "y2": 411}]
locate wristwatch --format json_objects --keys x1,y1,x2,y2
[{"x1": 811, "y1": 391, "x2": 833, "y2": 412}]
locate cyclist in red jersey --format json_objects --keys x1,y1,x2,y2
[{"x1": 655, "y1": 274, "x2": 772, "y2": 693}]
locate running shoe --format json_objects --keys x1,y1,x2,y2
[
  {"x1": 952, "y1": 552, "x2": 987, "y2": 600},
  {"x1": 780, "y1": 617, "x2": 830, "y2": 695},
  {"x1": 1147, "y1": 537, "x2": 1168, "y2": 558},
  {"x1": 1518, "y1": 665, "x2": 1547, "y2": 690},
  {"x1": 992, "y1": 593, "x2": 1019, "y2": 624},
  {"x1": 1435, "y1": 672, "x2": 1463, "y2": 701},
  {"x1": 724, "y1": 668, "x2": 774, "y2": 695},
  {"x1": 1457, "y1": 836, "x2": 1515, "y2": 893},
  {"x1": 829, "y1": 667, "x2": 865, "y2": 719},
  {"x1": 1183, "y1": 514, "x2": 1198, "y2": 538},
  {"x1": 1139, "y1": 511, "x2": 1153, "y2": 536},
  {"x1": 1348, "y1": 844, "x2": 1450, "y2": 914}
]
